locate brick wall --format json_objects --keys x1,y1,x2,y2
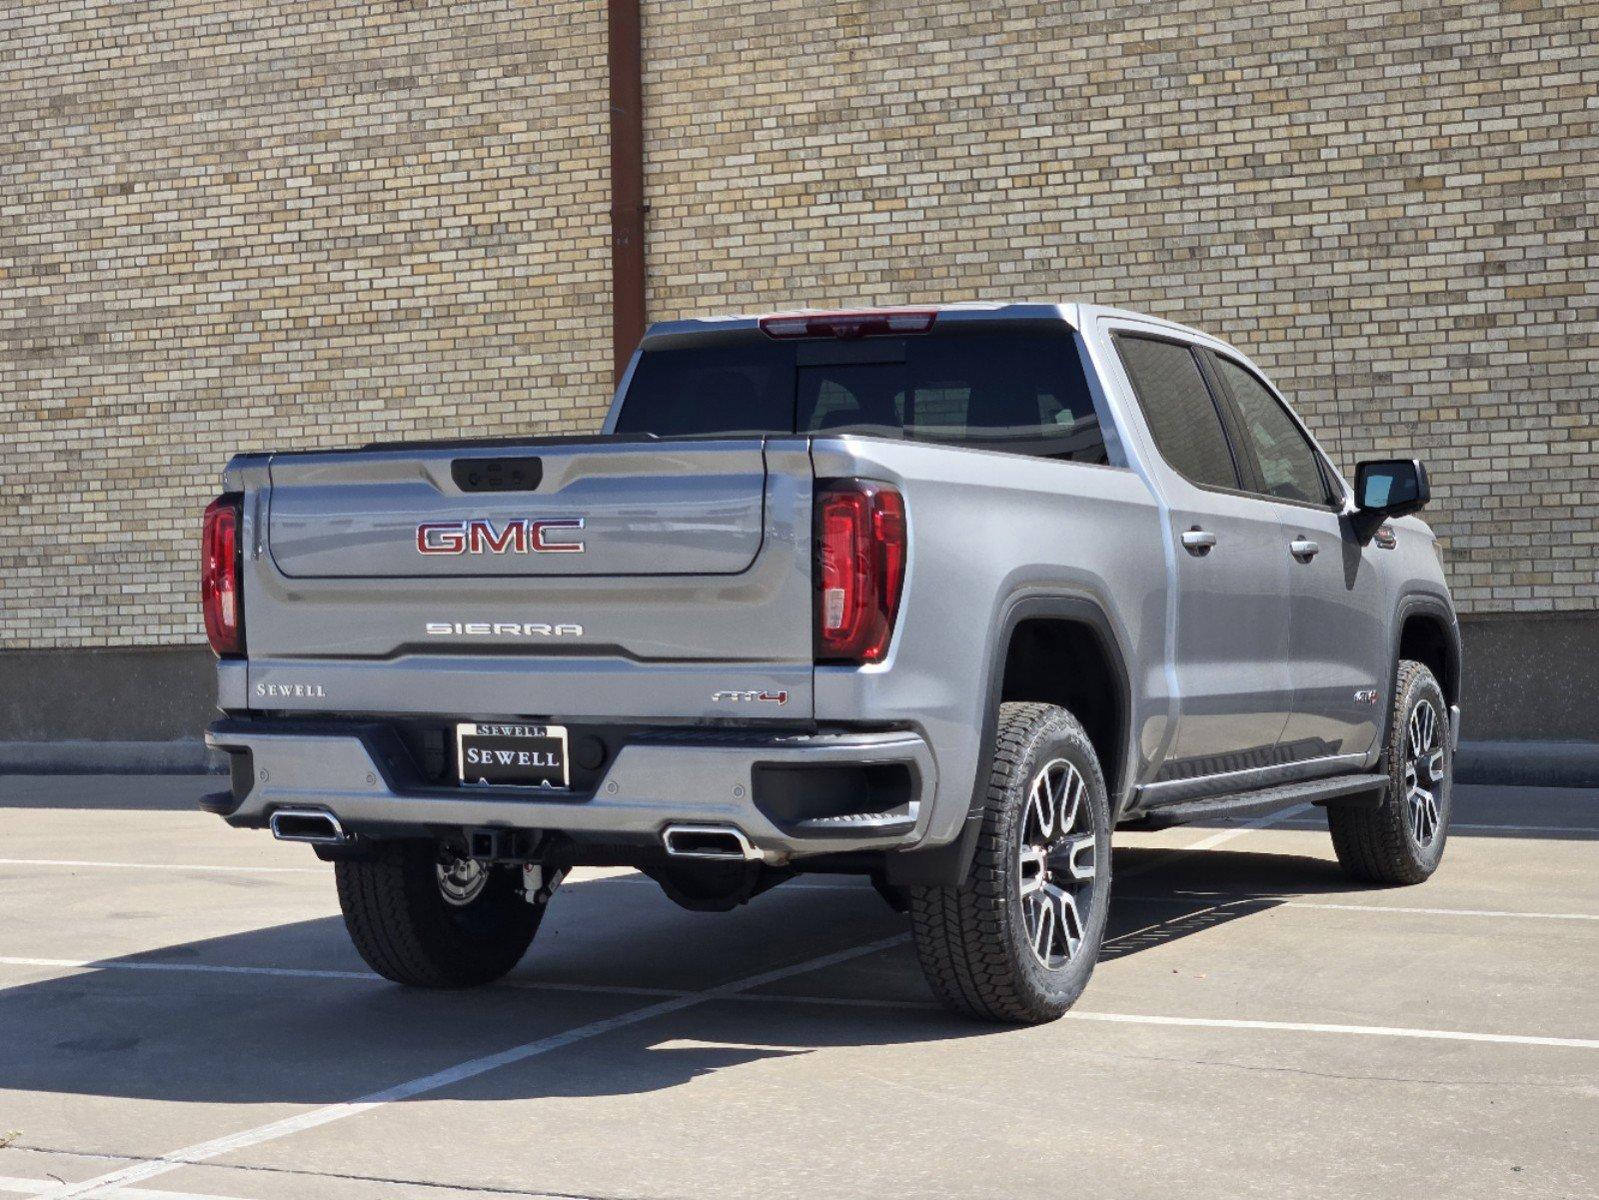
[
  {"x1": 0, "y1": 1, "x2": 612, "y2": 648},
  {"x1": 643, "y1": 0, "x2": 1598, "y2": 613},
  {"x1": 2, "y1": 0, "x2": 1595, "y2": 651}
]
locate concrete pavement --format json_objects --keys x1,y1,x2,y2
[{"x1": 0, "y1": 775, "x2": 1594, "y2": 1199}]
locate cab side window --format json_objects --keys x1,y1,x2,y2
[
  {"x1": 1210, "y1": 356, "x2": 1332, "y2": 506},
  {"x1": 1115, "y1": 335, "x2": 1239, "y2": 490}
]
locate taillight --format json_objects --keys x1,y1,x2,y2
[
  {"x1": 202, "y1": 494, "x2": 245, "y2": 657},
  {"x1": 761, "y1": 309, "x2": 937, "y2": 339},
  {"x1": 815, "y1": 481, "x2": 907, "y2": 664}
]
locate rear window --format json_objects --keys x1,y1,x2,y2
[
  {"x1": 613, "y1": 341, "x2": 795, "y2": 437},
  {"x1": 614, "y1": 328, "x2": 1120, "y2": 465}
]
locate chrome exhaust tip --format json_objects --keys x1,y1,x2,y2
[
  {"x1": 661, "y1": 824, "x2": 759, "y2": 862},
  {"x1": 269, "y1": 807, "x2": 348, "y2": 845}
]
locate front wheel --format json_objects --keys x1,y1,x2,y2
[
  {"x1": 335, "y1": 840, "x2": 543, "y2": 987},
  {"x1": 1328, "y1": 659, "x2": 1453, "y2": 885},
  {"x1": 909, "y1": 702, "x2": 1112, "y2": 1024}
]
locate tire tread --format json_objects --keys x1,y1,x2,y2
[
  {"x1": 1328, "y1": 660, "x2": 1448, "y2": 886},
  {"x1": 909, "y1": 702, "x2": 1107, "y2": 1024},
  {"x1": 335, "y1": 841, "x2": 539, "y2": 987}
]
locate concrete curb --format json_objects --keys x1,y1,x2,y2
[
  {"x1": 1455, "y1": 740, "x2": 1599, "y2": 789},
  {"x1": 0, "y1": 739, "x2": 224, "y2": 776}
]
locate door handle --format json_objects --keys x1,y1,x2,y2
[
  {"x1": 1290, "y1": 538, "x2": 1321, "y2": 561},
  {"x1": 1181, "y1": 528, "x2": 1217, "y2": 555}
]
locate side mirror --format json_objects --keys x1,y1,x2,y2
[{"x1": 1352, "y1": 458, "x2": 1430, "y2": 543}]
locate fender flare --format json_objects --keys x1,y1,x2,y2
[
  {"x1": 1380, "y1": 592, "x2": 1463, "y2": 758},
  {"x1": 886, "y1": 590, "x2": 1135, "y2": 888}
]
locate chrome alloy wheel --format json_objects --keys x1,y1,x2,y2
[
  {"x1": 1404, "y1": 698, "x2": 1446, "y2": 847},
  {"x1": 437, "y1": 854, "x2": 489, "y2": 907},
  {"x1": 1017, "y1": 758, "x2": 1099, "y2": 969}
]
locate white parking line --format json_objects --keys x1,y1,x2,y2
[
  {"x1": 1178, "y1": 805, "x2": 1315, "y2": 852},
  {"x1": 1120, "y1": 895, "x2": 1599, "y2": 922},
  {"x1": 1063, "y1": 1010, "x2": 1599, "y2": 1050},
  {"x1": 0, "y1": 858, "x2": 323, "y2": 875},
  {"x1": 0, "y1": 953, "x2": 915, "y2": 1009},
  {"x1": 1098, "y1": 900, "x2": 1233, "y2": 956},
  {"x1": 33, "y1": 933, "x2": 915, "y2": 1200},
  {"x1": 0, "y1": 1175, "x2": 246, "y2": 1200},
  {"x1": 1115, "y1": 804, "x2": 1313, "y2": 881},
  {"x1": 1214, "y1": 819, "x2": 1599, "y2": 836},
  {"x1": 505, "y1": 978, "x2": 689, "y2": 998},
  {"x1": 0, "y1": 956, "x2": 687, "y2": 999},
  {"x1": 0, "y1": 956, "x2": 375, "y2": 982},
  {"x1": 1274, "y1": 900, "x2": 1599, "y2": 921}
]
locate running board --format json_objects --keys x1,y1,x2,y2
[{"x1": 1127, "y1": 773, "x2": 1389, "y2": 831}]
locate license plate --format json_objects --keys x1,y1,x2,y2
[{"x1": 456, "y1": 722, "x2": 569, "y2": 790}]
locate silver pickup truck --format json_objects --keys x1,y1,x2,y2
[{"x1": 201, "y1": 302, "x2": 1460, "y2": 1023}]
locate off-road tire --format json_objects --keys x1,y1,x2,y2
[
  {"x1": 908, "y1": 702, "x2": 1112, "y2": 1024},
  {"x1": 1328, "y1": 660, "x2": 1452, "y2": 885},
  {"x1": 335, "y1": 840, "x2": 543, "y2": 987}
]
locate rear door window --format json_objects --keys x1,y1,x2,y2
[{"x1": 1114, "y1": 335, "x2": 1240, "y2": 490}]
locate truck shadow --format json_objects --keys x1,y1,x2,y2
[{"x1": 0, "y1": 842, "x2": 1357, "y2": 1110}]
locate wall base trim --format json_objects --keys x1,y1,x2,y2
[
  {"x1": 1454, "y1": 740, "x2": 1599, "y2": 790},
  {"x1": 0, "y1": 739, "x2": 222, "y2": 776}
]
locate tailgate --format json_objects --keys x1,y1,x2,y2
[
  {"x1": 267, "y1": 440, "x2": 765, "y2": 578},
  {"x1": 233, "y1": 438, "x2": 818, "y2": 722}
]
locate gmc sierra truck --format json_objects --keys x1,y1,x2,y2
[{"x1": 201, "y1": 302, "x2": 1460, "y2": 1024}]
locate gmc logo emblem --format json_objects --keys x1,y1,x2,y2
[{"x1": 417, "y1": 517, "x2": 585, "y2": 556}]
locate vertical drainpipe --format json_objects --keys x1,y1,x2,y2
[{"x1": 608, "y1": 0, "x2": 646, "y2": 384}]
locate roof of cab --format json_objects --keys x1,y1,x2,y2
[
  {"x1": 639, "y1": 301, "x2": 1075, "y2": 350},
  {"x1": 637, "y1": 301, "x2": 1213, "y2": 351}
]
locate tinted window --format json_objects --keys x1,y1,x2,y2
[
  {"x1": 1115, "y1": 336, "x2": 1238, "y2": 490},
  {"x1": 1213, "y1": 357, "x2": 1330, "y2": 505},
  {"x1": 613, "y1": 341, "x2": 795, "y2": 436},
  {"x1": 615, "y1": 330, "x2": 1117, "y2": 464},
  {"x1": 796, "y1": 331, "x2": 1110, "y2": 463}
]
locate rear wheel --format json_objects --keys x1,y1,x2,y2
[
  {"x1": 909, "y1": 702, "x2": 1111, "y2": 1024},
  {"x1": 335, "y1": 840, "x2": 543, "y2": 987},
  {"x1": 1328, "y1": 660, "x2": 1452, "y2": 885}
]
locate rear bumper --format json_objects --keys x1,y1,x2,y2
[{"x1": 204, "y1": 718, "x2": 939, "y2": 863}]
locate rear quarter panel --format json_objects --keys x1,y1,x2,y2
[{"x1": 810, "y1": 437, "x2": 1169, "y2": 844}]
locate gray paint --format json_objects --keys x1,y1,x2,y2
[
  {"x1": 226, "y1": 444, "x2": 815, "y2": 691},
  {"x1": 202, "y1": 302, "x2": 1459, "y2": 860},
  {"x1": 207, "y1": 725, "x2": 934, "y2": 860},
  {"x1": 267, "y1": 441, "x2": 769, "y2": 579}
]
